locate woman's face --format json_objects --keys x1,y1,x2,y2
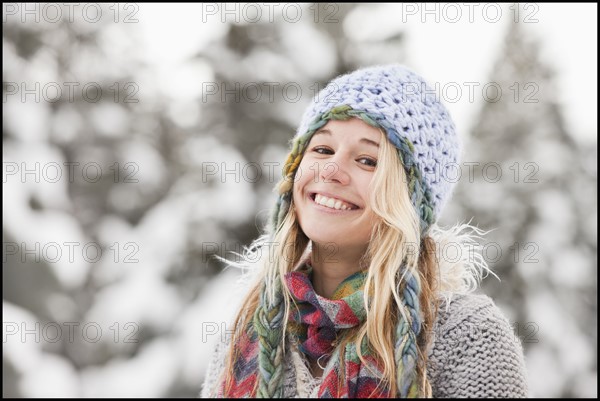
[{"x1": 292, "y1": 118, "x2": 382, "y2": 255}]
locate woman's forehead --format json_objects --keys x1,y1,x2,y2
[{"x1": 314, "y1": 118, "x2": 383, "y2": 141}]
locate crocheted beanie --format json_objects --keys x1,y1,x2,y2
[{"x1": 272, "y1": 64, "x2": 462, "y2": 235}]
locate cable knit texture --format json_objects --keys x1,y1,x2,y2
[{"x1": 200, "y1": 293, "x2": 529, "y2": 398}]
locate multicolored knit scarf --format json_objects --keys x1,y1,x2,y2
[
  {"x1": 220, "y1": 264, "x2": 400, "y2": 398},
  {"x1": 285, "y1": 264, "x2": 391, "y2": 398},
  {"x1": 286, "y1": 265, "x2": 367, "y2": 361}
]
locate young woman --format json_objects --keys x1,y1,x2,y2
[{"x1": 201, "y1": 65, "x2": 529, "y2": 398}]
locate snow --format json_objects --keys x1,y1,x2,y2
[
  {"x1": 89, "y1": 102, "x2": 130, "y2": 139},
  {"x1": 20, "y1": 353, "x2": 80, "y2": 398},
  {"x1": 174, "y1": 268, "x2": 247, "y2": 386},
  {"x1": 550, "y1": 247, "x2": 591, "y2": 288},
  {"x1": 3, "y1": 302, "x2": 43, "y2": 374},
  {"x1": 85, "y1": 272, "x2": 182, "y2": 333},
  {"x1": 80, "y1": 338, "x2": 178, "y2": 397},
  {"x1": 3, "y1": 142, "x2": 90, "y2": 289},
  {"x1": 4, "y1": 100, "x2": 51, "y2": 143},
  {"x1": 343, "y1": 3, "x2": 597, "y2": 142},
  {"x1": 281, "y1": 20, "x2": 338, "y2": 80}
]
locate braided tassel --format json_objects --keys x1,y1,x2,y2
[
  {"x1": 253, "y1": 277, "x2": 286, "y2": 398},
  {"x1": 394, "y1": 269, "x2": 422, "y2": 397}
]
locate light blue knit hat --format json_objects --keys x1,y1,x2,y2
[{"x1": 272, "y1": 64, "x2": 462, "y2": 235}]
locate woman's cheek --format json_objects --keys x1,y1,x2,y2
[{"x1": 295, "y1": 160, "x2": 313, "y2": 188}]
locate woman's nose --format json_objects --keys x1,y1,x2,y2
[{"x1": 319, "y1": 154, "x2": 351, "y2": 185}]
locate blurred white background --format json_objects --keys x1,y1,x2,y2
[{"x1": 3, "y1": 3, "x2": 597, "y2": 397}]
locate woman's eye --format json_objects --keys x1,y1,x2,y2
[
  {"x1": 311, "y1": 147, "x2": 376, "y2": 167},
  {"x1": 313, "y1": 146, "x2": 333, "y2": 155},
  {"x1": 358, "y1": 157, "x2": 377, "y2": 167}
]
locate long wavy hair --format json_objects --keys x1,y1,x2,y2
[{"x1": 213, "y1": 122, "x2": 492, "y2": 397}]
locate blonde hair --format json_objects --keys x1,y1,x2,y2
[{"x1": 214, "y1": 119, "x2": 492, "y2": 397}]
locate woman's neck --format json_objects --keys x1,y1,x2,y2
[{"x1": 309, "y1": 242, "x2": 368, "y2": 299}]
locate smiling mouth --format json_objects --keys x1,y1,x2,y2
[{"x1": 309, "y1": 192, "x2": 360, "y2": 211}]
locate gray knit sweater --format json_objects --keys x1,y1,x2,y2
[{"x1": 200, "y1": 293, "x2": 529, "y2": 398}]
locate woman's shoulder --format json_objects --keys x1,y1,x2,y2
[
  {"x1": 427, "y1": 292, "x2": 529, "y2": 398},
  {"x1": 434, "y1": 292, "x2": 509, "y2": 329},
  {"x1": 431, "y1": 292, "x2": 522, "y2": 357}
]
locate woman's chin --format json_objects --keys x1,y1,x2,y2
[{"x1": 304, "y1": 232, "x2": 342, "y2": 248}]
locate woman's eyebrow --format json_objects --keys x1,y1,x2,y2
[
  {"x1": 360, "y1": 138, "x2": 379, "y2": 148},
  {"x1": 314, "y1": 129, "x2": 380, "y2": 148}
]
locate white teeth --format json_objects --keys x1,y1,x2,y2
[{"x1": 313, "y1": 193, "x2": 354, "y2": 210}]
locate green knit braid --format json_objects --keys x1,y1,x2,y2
[
  {"x1": 253, "y1": 275, "x2": 285, "y2": 398},
  {"x1": 395, "y1": 268, "x2": 423, "y2": 397}
]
